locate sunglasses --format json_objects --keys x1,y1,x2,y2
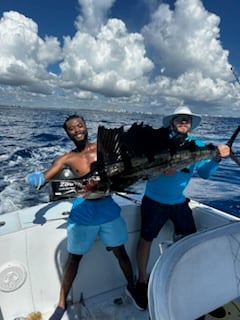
[{"x1": 173, "y1": 116, "x2": 192, "y2": 123}]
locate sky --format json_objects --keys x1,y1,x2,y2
[{"x1": 0, "y1": 0, "x2": 240, "y2": 117}]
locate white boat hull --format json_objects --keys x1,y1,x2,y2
[{"x1": 0, "y1": 196, "x2": 239, "y2": 319}]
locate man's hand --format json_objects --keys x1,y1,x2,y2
[
  {"x1": 214, "y1": 144, "x2": 230, "y2": 162},
  {"x1": 217, "y1": 144, "x2": 230, "y2": 157},
  {"x1": 75, "y1": 178, "x2": 109, "y2": 199},
  {"x1": 25, "y1": 172, "x2": 45, "y2": 189}
]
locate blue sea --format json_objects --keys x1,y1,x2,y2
[{"x1": 0, "y1": 105, "x2": 239, "y2": 216}]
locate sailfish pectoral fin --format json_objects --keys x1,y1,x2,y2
[{"x1": 226, "y1": 125, "x2": 240, "y2": 166}]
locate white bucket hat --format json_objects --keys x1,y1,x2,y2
[{"x1": 162, "y1": 106, "x2": 201, "y2": 130}]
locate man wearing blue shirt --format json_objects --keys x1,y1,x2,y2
[{"x1": 135, "y1": 106, "x2": 230, "y2": 309}]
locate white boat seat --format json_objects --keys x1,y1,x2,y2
[{"x1": 148, "y1": 221, "x2": 240, "y2": 320}]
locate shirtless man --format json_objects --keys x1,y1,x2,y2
[{"x1": 26, "y1": 115, "x2": 144, "y2": 320}]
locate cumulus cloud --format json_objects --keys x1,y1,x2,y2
[
  {"x1": 0, "y1": 11, "x2": 61, "y2": 94},
  {"x1": 140, "y1": 0, "x2": 239, "y2": 113},
  {"x1": 60, "y1": 18, "x2": 153, "y2": 97},
  {"x1": 0, "y1": 0, "x2": 239, "y2": 115},
  {"x1": 75, "y1": 0, "x2": 116, "y2": 35},
  {"x1": 142, "y1": 0, "x2": 231, "y2": 79}
]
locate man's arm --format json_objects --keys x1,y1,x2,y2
[
  {"x1": 44, "y1": 155, "x2": 70, "y2": 180},
  {"x1": 25, "y1": 153, "x2": 70, "y2": 189},
  {"x1": 196, "y1": 144, "x2": 230, "y2": 179}
]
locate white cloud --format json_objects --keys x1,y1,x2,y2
[
  {"x1": 75, "y1": 0, "x2": 116, "y2": 35},
  {"x1": 142, "y1": 0, "x2": 231, "y2": 79},
  {"x1": 0, "y1": 11, "x2": 61, "y2": 94},
  {"x1": 74, "y1": 90, "x2": 95, "y2": 99},
  {"x1": 0, "y1": 0, "x2": 239, "y2": 116},
  {"x1": 60, "y1": 18, "x2": 153, "y2": 97},
  {"x1": 140, "y1": 0, "x2": 239, "y2": 114}
]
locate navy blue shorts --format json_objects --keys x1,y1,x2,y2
[{"x1": 140, "y1": 195, "x2": 196, "y2": 241}]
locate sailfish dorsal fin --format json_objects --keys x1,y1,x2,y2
[
  {"x1": 121, "y1": 122, "x2": 171, "y2": 161},
  {"x1": 97, "y1": 125, "x2": 125, "y2": 165},
  {"x1": 96, "y1": 122, "x2": 172, "y2": 168}
]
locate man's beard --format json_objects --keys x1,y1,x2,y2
[
  {"x1": 171, "y1": 126, "x2": 188, "y2": 149},
  {"x1": 72, "y1": 133, "x2": 88, "y2": 152}
]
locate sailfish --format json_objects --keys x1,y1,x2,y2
[
  {"x1": 49, "y1": 123, "x2": 240, "y2": 200},
  {"x1": 93, "y1": 123, "x2": 240, "y2": 192}
]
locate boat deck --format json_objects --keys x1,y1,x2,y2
[{"x1": 60, "y1": 287, "x2": 150, "y2": 320}]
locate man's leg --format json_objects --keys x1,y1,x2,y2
[
  {"x1": 136, "y1": 196, "x2": 169, "y2": 309},
  {"x1": 100, "y1": 216, "x2": 133, "y2": 286},
  {"x1": 172, "y1": 200, "x2": 196, "y2": 237},
  {"x1": 49, "y1": 253, "x2": 82, "y2": 320},
  {"x1": 111, "y1": 244, "x2": 146, "y2": 311},
  {"x1": 137, "y1": 196, "x2": 168, "y2": 283},
  {"x1": 134, "y1": 237, "x2": 151, "y2": 310},
  {"x1": 101, "y1": 216, "x2": 146, "y2": 310},
  {"x1": 136, "y1": 237, "x2": 152, "y2": 283},
  {"x1": 111, "y1": 245, "x2": 135, "y2": 288}
]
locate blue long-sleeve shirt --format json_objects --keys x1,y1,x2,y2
[{"x1": 144, "y1": 135, "x2": 220, "y2": 205}]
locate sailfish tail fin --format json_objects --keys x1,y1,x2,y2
[{"x1": 226, "y1": 125, "x2": 240, "y2": 165}]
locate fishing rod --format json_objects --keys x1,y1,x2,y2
[
  {"x1": 226, "y1": 125, "x2": 240, "y2": 165},
  {"x1": 22, "y1": 175, "x2": 143, "y2": 204},
  {"x1": 231, "y1": 67, "x2": 240, "y2": 85},
  {"x1": 115, "y1": 192, "x2": 141, "y2": 205},
  {"x1": 47, "y1": 179, "x2": 142, "y2": 204}
]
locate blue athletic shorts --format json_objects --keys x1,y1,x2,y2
[
  {"x1": 141, "y1": 195, "x2": 196, "y2": 241},
  {"x1": 67, "y1": 216, "x2": 128, "y2": 254}
]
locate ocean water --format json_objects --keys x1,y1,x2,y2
[{"x1": 0, "y1": 105, "x2": 239, "y2": 216}]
